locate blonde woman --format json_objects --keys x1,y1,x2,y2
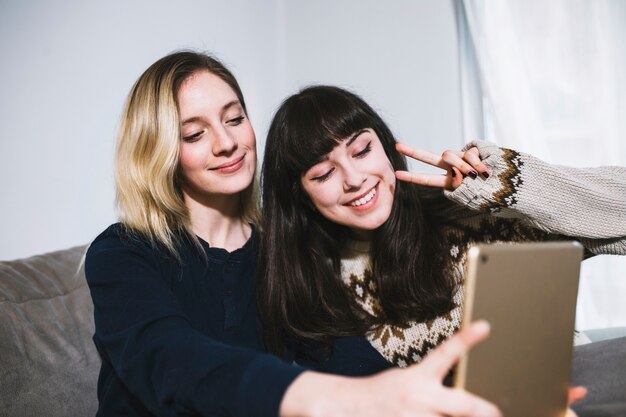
[{"x1": 85, "y1": 51, "x2": 501, "y2": 417}]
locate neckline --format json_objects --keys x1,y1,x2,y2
[{"x1": 196, "y1": 226, "x2": 256, "y2": 261}]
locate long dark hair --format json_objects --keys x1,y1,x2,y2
[{"x1": 258, "y1": 86, "x2": 456, "y2": 354}]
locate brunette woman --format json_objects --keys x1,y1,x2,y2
[{"x1": 259, "y1": 85, "x2": 626, "y2": 378}]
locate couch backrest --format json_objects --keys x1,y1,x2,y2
[{"x1": 0, "y1": 246, "x2": 100, "y2": 416}]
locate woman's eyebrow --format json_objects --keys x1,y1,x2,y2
[
  {"x1": 307, "y1": 129, "x2": 369, "y2": 170},
  {"x1": 180, "y1": 100, "x2": 241, "y2": 126},
  {"x1": 311, "y1": 155, "x2": 329, "y2": 166},
  {"x1": 346, "y1": 129, "x2": 368, "y2": 147},
  {"x1": 182, "y1": 116, "x2": 201, "y2": 126},
  {"x1": 221, "y1": 100, "x2": 241, "y2": 114}
]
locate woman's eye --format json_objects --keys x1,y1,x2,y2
[
  {"x1": 183, "y1": 131, "x2": 203, "y2": 142},
  {"x1": 354, "y1": 141, "x2": 372, "y2": 158},
  {"x1": 311, "y1": 168, "x2": 335, "y2": 182},
  {"x1": 227, "y1": 116, "x2": 245, "y2": 125}
]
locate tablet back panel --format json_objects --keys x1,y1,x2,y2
[{"x1": 455, "y1": 241, "x2": 583, "y2": 417}]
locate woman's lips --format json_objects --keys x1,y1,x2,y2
[
  {"x1": 210, "y1": 155, "x2": 245, "y2": 173},
  {"x1": 345, "y1": 183, "x2": 379, "y2": 210}
]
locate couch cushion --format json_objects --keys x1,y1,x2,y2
[
  {"x1": 0, "y1": 246, "x2": 100, "y2": 416},
  {"x1": 571, "y1": 336, "x2": 626, "y2": 417}
]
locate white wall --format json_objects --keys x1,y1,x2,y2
[
  {"x1": 1, "y1": 0, "x2": 464, "y2": 260},
  {"x1": 276, "y1": 0, "x2": 464, "y2": 166}
]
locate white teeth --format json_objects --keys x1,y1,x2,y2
[{"x1": 350, "y1": 187, "x2": 376, "y2": 207}]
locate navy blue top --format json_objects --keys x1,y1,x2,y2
[
  {"x1": 295, "y1": 336, "x2": 454, "y2": 385},
  {"x1": 294, "y1": 336, "x2": 392, "y2": 377},
  {"x1": 85, "y1": 223, "x2": 303, "y2": 417}
]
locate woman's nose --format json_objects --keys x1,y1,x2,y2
[
  {"x1": 212, "y1": 127, "x2": 237, "y2": 155},
  {"x1": 343, "y1": 167, "x2": 366, "y2": 192}
]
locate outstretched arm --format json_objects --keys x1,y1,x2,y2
[
  {"x1": 395, "y1": 141, "x2": 626, "y2": 256},
  {"x1": 280, "y1": 321, "x2": 502, "y2": 417}
]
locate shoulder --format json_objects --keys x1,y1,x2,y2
[
  {"x1": 85, "y1": 223, "x2": 165, "y2": 278},
  {"x1": 87, "y1": 223, "x2": 153, "y2": 255}
]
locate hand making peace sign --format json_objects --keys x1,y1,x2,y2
[{"x1": 395, "y1": 142, "x2": 492, "y2": 190}]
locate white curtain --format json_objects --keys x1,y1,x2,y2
[{"x1": 458, "y1": 0, "x2": 626, "y2": 330}]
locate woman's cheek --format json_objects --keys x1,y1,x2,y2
[{"x1": 385, "y1": 165, "x2": 397, "y2": 194}]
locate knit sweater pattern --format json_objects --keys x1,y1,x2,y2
[{"x1": 340, "y1": 141, "x2": 626, "y2": 367}]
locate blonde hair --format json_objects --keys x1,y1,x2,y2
[{"x1": 115, "y1": 51, "x2": 259, "y2": 257}]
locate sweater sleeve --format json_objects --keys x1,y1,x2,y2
[
  {"x1": 442, "y1": 141, "x2": 626, "y2": 256},
  {"x1": 85, "y1": 234, "x2": 304, "y2": 417}
]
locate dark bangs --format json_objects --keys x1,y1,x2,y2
[{"x1": 277, "y1": 86, "x2": 389, "y2": 175}]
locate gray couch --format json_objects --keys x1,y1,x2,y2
[
  {"x1": 0, "y1": 246, "x2": 99, "y2": 416},
  {"x1": 0, "y1": 246, "x2": 624, "y2": 416}
]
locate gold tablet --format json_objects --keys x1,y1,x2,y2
[{"x1": 454, "y1": 241, "x2": 583, "y2": 417}]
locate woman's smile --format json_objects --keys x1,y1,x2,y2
[
  {"x1": 346, "y1": 182, "x2": 379, "y2": 209},
  {"x1": 209, "y1": 154, "x2": 246, "y2": 173}
]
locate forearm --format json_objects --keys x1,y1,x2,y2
[
  {"x1": 280, "y1": 321, "x2": 502, "y2": 417},
  {"x1": 445, "y1": 141, "x2": 626, "y2": 254},
  {"x1": 280, "y1": 371, "x2": 356, "y2": 417},
  {"x1": 280, "y1": 370, "x2": 419, "y2": 417}
]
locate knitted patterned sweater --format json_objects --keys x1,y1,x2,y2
[{"x1": 340, "y1": 141, "x2": 626, "y2": 367}]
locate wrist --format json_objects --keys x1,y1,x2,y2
[{"x1": 279, "y1": 371, "x2": 359, "y2": 417}]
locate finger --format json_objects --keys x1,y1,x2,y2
[
  {"x1": 463, "y1": 147, "x2": 491, "y2": 177},
  {"x1": 565, "y1": 408, "x2": 579, "y2": 417},
  {"x1": 419, "y1": 320, "x2": 491, "y2": 379},
  {"x1": 450, "y1": 166, "x2": 463, "y2": 190},
  {"x1": 441, "y1": 150, "x2": 478, "y2": 178},
  {"x1": 395, "y1": 171, "x2": 453, "y2": 189},
  {"x1": 436, "y1": 388, "x2": 502, "y2": 417},
  {"x1": 568, "y1": 386, "x2": 588, "y2": 405},
  {"x1": 396, "y1": 142, "x2": 449, "y2": 170}
]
